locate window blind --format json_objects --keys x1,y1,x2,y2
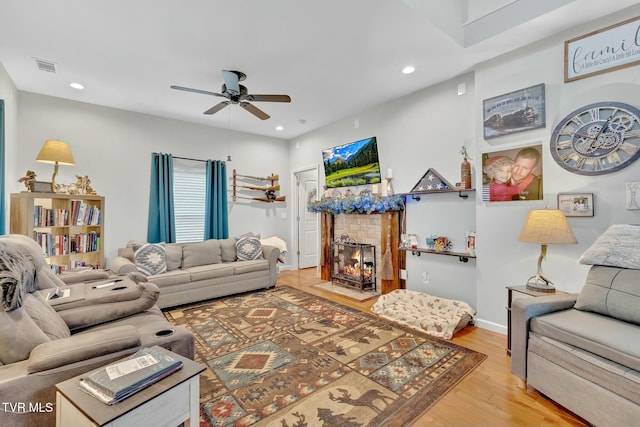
[{"x1": 173, "y1": 158, "x2": 206, "y2": 243}]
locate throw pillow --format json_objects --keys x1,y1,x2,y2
[
  {"x1": 133, "y1": 243, "x2": 167, "y2": 276},
  {"x1": 220, "y1": 238, "x2": 238, "y2": 262},
  {"x1": 578, "y1": 224, "x2": 640, "y2": 269},
  {"x1": 182, "y1": 240, "x2": 222, "y2": 268},
  {"x1": 236, "y1": 236, "x2": 263, "y2": 261}
]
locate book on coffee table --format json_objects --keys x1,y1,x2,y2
[{"x1": 79, "y1": 347, "x2": 183, "y2": 404}]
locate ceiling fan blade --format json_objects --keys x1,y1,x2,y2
[
  {"x1": 245, "y1": 94, "x2": 291, "y2": 103},
  {"x1": 222, "y1": 70, "x2": 241, "y2": 96},
  {"x1": 239, "y1": 101, "x2": 270, "y2": 120},
  {"x1": 204, "y1": 101, "x2": 230, "y2": 115},
  {"x1": 170, "y1": 85, "x2": 225, "y2": 97}
]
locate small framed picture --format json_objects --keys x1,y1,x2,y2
[
  {"x1": 482, "y1": 83, "x2": 546, "y2": 139},
  {"x1": 400, "y1": 234, "x2": 419, "y2": 249},
  {"x1": 466, "y1": 231, "x2": 476, "y2": 256},
  {"x1": 626, "y1": 182, "x2": 640, "y2": 210},
  {"x1": 557, "y1": 193, "x2": 594, "y2": 217},
  {"x1": 29, "y1": 181, "x2": 54, "y2": 193}
]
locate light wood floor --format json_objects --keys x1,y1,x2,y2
[{"x1": 277, "y1": 268, "x2": 589, "y2": 427}]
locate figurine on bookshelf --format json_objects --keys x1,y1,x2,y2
[
  {"x1": 18, "y1": 170, "x2": 37, "y2": 191},
  {"x1": 76, "y1": 175, "x2": 97, "y2": 195}
]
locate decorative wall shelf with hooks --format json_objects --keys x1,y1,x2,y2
[
  {"x1": 232, "y1": 169, "x2": 286, "y2": 203},
  {"x1": 406, "y1": 189, "x2": 474, "y2": 201},
  {"x1": 399, "y1": 167, "x2": 476, "y2": 265},
  {"x1": 405, "y1": 247, "x2": 475, "y2": 263}
]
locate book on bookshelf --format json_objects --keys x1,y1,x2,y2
[{"x1": 79, "y1": 347, "x2": 183, "y2": 405}]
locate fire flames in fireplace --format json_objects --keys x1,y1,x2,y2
[{"x1": 331, "y1": 241, "x2": 376, "y2": 291}]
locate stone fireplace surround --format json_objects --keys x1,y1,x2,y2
[{"x1": 320, "y1": 211, "x2": 402, "y2": 294}]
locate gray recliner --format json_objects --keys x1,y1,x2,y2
[{"x1": 0, "y1": 234, "x2": 194, "y2": 427}]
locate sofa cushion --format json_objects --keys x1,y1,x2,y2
[
  {"x1": 186, "y1": 264, "x2": 234, "y2": 282},
  {"x1": 530, "y1": 308, "x2": 640, "y2": 372},
  {"x1": 575, "y1": 265, "x2": 640, "y2": 325},
  {"x1": 220, "y1": 238, "x2": 237, "y2": 262},
  {"x1": 134, "y1": 243, "x2": 167, "y2": 276},
  {"x1": 233, "y1": 259, "x2": 269, "y2": 275},
  {"x1": 528, "y1": 332, "x2": 640, "y2": 407},
  {"x1": 146, "y1": 270, "x2": 192, "y2": 288},
  {"x1": 182, "y1": 240, "x2": 222, "y2": 268},
  {"x1": 237, "y1": 236, "x2": 263, "y2": 261},
  {"x1": 165, "y1": 243, "x2": 183, "y2": 271},
  {"x1": 579, "y1": 224, "x2": 640, "y2": 269}
]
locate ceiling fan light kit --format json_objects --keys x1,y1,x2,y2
[{"x1": 171, "y1": 70, "x2": 291, "y2": 120}]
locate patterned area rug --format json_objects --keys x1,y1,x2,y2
[{"x1": 163, "y1": 286, "x2": 486, "y2": 427}]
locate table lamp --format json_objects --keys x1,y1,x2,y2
[
  {"x1": 36, "y1": 140, "x2": 75, "y2": 192},
  {"x1": 518, "y1": 208, "x2": 577, "y2": 292}
]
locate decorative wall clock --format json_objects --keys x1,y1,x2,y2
[{"x1": 550, "y1": 101, "x2": 640, "y2": 175}]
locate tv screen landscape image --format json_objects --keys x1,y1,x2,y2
[{"x1": 322, "y1": 136, "x2": 382, "y2": 188}]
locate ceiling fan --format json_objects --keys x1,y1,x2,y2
[{"x1": 171, "y1": 70, "x2": 291, "y2": 120}]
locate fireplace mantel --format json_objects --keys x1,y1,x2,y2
[
  {"x1": 320, "y1": 211, "x2": 403, "y2": 294},
  {"x1": 308, "y1": 194, "x2": 404, "y2": 215}
]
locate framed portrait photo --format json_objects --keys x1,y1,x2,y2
[
  {"x1": 482, "y1": 83, "x2": 546, "y2": 139},
  {"x1": 558, "y1": 193, "x2": 594, "y2": 217},
  {"x1": 481, "y1": 143, "x2": 544, "y2": 203}
]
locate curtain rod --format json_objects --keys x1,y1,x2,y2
[{"x1": 173, "y1": 156, "x2": 207, "y2": 163}]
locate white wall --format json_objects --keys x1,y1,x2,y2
[
  {"x1": 289, "y1": 4, "x2": 640, "y2": 333},
  {"x1": 0, "y1": 62, "x2": 19, "y2": 233},
  {"x1": 15, "y1": 92, "x2": 291, "y2": 264},
  {"x1": 290, "y1": 74, "x2": 478, "y2": 304},
  {"x1": 474, "y1": 7, "x2": 640, "y2": 331}
]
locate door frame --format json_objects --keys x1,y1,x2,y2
[{"x1": 291, "y1": 164, "x2": 320, "y2": 271}]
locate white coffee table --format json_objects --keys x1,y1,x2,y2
[{"x1": 55, "y1": 346, "x2": 205, "y2": 427}]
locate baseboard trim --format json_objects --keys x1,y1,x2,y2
[{"x1": 475, "y1": 318, "x2": 506, "y2": 335}]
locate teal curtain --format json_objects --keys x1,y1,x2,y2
[
  {"x1": 147, "y1": 152, "x2": 176, "y2": 243},
  {"x1": 204, "y1": 160, "x2": 228, "y2": 239},
  {"x1": 0, "y1": 100, "x2": 5, "y2": 235}
]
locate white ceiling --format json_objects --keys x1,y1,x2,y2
[{"x1": 1, "y1": 0, "x2": 638, "y2": 140}]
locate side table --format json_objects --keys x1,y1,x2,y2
[
  {"x1": 506, "y1": 286, "x2": 567, "y2": 356},
  {"x1": 55, "y1": 346, "x2": 205, "y2": 427}
]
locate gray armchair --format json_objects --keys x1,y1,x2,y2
[{"x1": 0, "y1": 234, "x2": 194, "y2": 427}]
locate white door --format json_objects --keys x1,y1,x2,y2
[{"x1": 296, "y1": 168, "x2": 318, "y2": 269}]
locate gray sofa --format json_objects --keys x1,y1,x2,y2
[
  {"x1": 0, "y1": 234, "x2": 194, "y2": 427},
  {"x1": 511, "y1": 224, "x2": 640, "y2": 426},
  {"x1": 111, "y1": 237, "x2": 280, "y2": 309}
]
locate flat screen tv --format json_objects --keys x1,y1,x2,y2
[{"x1": 322, "y1": 136, "x2": 382, "y2": 188}]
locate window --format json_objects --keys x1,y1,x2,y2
[{"x1": 173, "y1": 158, "x2": 206, "y2": 243}]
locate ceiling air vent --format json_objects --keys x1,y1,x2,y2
[{"x1": 34, "y1": 58, "x2": 57, "y2": 73}]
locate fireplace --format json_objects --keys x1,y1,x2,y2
[
  {"x1": 321, "y1": 211, "x2": 402, "y2": 294},
  {"x1": 331, "y1": 235, "x2": 376, "y2": 292}
]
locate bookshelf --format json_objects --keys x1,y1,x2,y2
[{"x1": 10, "y1": 192, "x2": 105, "y2": 273}]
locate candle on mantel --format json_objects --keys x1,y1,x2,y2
[
  {"x1": 381, "y1": 179, "x2": 388, "y2": 197},
  {"x1": 387, "y1": 168, "x2": 393, "y2": 179},
  {"x1": 372, "y1": 184, "x2": 379, "y2": 194}
]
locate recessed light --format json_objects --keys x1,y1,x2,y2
[
  {"x1": 402, "y1": 66, "x2": 415, "y2": 74},
  {"x1": 70, "y1": 82, "x2": 85, "y2": 90},
  {"x1": 275, "y1": 125, "x2": 284, "y2": 131}
]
